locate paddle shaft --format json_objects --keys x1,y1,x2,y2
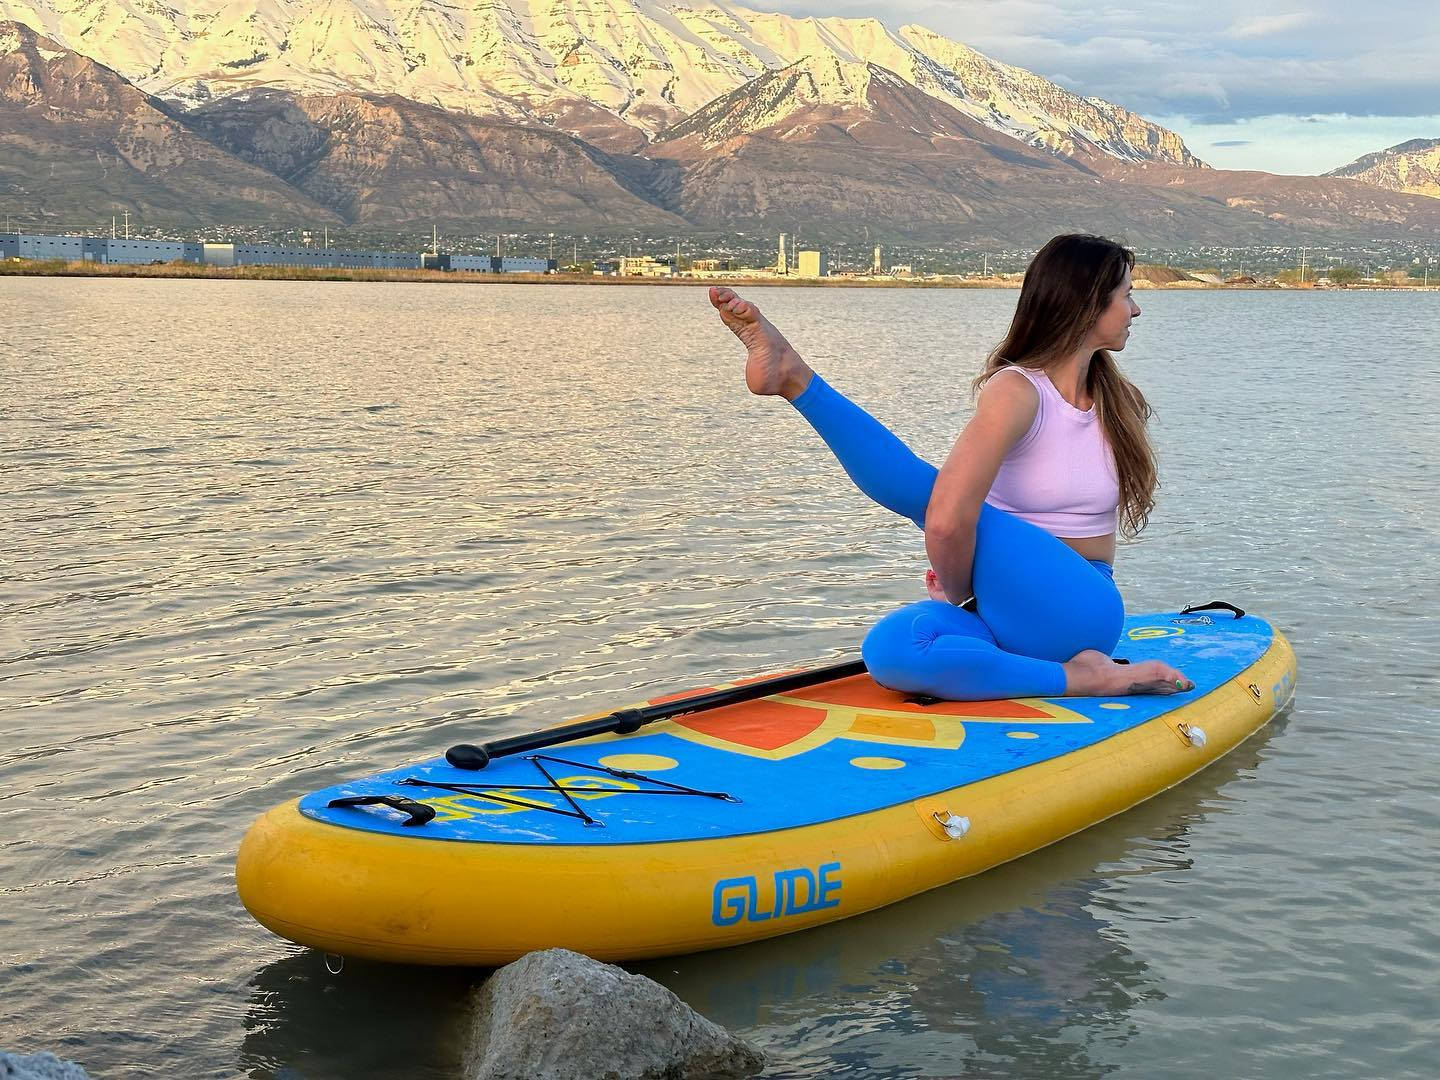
[{"x1": 446, "y1": 658, "x2": 867, "y2": 770}]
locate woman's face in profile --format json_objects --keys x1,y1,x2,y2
[{"x1": 1089, "y1": 267, "x2": 1141, "y2": 352}]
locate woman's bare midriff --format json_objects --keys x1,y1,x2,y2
[{"x1": 1062, "y1": 533, "x2": 1117, "y2": 566}]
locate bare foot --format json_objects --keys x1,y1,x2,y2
[
  {"x1": 708, "y1": 286, "x2": 814, "y2": 400},
  {"x1": 1062, "y1": 650, "x2": 1195, "y2": 697}
]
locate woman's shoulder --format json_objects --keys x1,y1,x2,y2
[
  {"x1": 979, "y1": 365, "x2": 1043, "y2": 409},
  {"x1": 984, "y1": 365, "x2": 1042, "y2": 394},
  {"x1": 973, "y1": 365, "x2": 1042, "y2": 442}
]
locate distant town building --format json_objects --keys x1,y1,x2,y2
[
  {"x1": 6, "y1": 233, "x2": 105, "y2": 262},
  {"x1": 423, "y1": 254, "x2": 556, "y2": 272},
  {"x1": 223, "y1": 245, "x2": 423, "y2": 269},
  {"x1": 1, "y1": 232, "x2": 558, "y2": 273},
  {"x1": 496, "y1": 256, "x2": 555, "y2": 274},
  {"x1": 202, "y1": 242, "x2": 235, "y2": 267},
  {"x1": 617, "y1": 255, "x2": 670, "y2": 277},
  {"x1": 889, "y1": 264, "x2": 914, "y2": 278},
  {"x1": 691, "y1": 258, "x2": 737, "y2": 271},
  {"x1": 0, "y1": 233, "x2": 203, "y2": 264},
  {"x1": 797, "y1": 250, "x2": 828, "y2": 279},
  {"x1": 104, "y1": 239, "x2": 204, "y2": 265}
]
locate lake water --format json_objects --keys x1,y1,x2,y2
[{"x1": 2, "y1": 278, "x2": 1436, "y2": 1079}]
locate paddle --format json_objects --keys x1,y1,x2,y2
[{"x1": 445, "y1": 657, "x2": 868, "y2": 770}]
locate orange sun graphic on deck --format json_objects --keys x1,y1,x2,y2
[{"x1": 648, "y1": 672, "x2": 1091, "y2": 761}]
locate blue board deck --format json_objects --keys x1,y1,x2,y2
[{"x1": 302, "y1": 612, "x2": 1283, "y2": 846}]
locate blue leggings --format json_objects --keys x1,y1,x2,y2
[{"x1": 791, "y1": 374, "x2": 1124, "y2": 700}]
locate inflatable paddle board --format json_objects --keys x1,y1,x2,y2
[{"x1": 237, "y1": 606, "x2": 1295, "y2": 966}]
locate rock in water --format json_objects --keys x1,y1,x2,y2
[
  {"x1": 0, "y1": 1051, "x2": 91, "y2": 1080},
  {"x1": 462, "y1": 948, "x2": 765, "y2": 1080}
]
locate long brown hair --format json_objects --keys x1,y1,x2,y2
[{"x1": 973, "y1": 234, "x2": 1157, "y2": 536}]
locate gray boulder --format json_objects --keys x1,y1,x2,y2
[
  {"x1": 462, "y1": 948, "x2": 765, "y2": 1080},
  {"x1": 0, "y1": 1052, "x2": 91, "y2": 1080}
]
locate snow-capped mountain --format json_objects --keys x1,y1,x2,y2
[
  {"x1": 0, "y1": 0, "x2": 1203, "y2": 167},
  {"x1": 11, "y1": 12, "x2": 1437, "y2": 244},
  {"x1": 658, "y1": 53, "x2": 897, "y2": 146},
  {"x1": 184, "y1": 87, "x2": 687, "y2": 225},
  {"x1": 0, "y1": 20, "x2": 338, "y2": 222},
  {"x1": 1326, "y1": 138, "x2": 1440, "y2": 199}
]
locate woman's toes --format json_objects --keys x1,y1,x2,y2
[{"x1": 1127, "y1": 677, "x2": 1183, "y2": 695}]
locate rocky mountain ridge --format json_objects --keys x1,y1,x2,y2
[
  {"x1": 6, "y1": 18, "x2": 1440, "y2": 248},
  {"x1": 184, "y1": 88, "x2": 686, "y2": 226},
  {"x1": 1326, "y1": 138, "x2": 1440, "y2": 199},
  {"x1": 0, "y1": 0, "x2": 1202, "y2": 168},
  {"x1": 0, "y1": 21, "x2": 337, "y2": 224}
]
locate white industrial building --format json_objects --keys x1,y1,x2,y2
[{"x1": 798, "y1": 250, "x2": 828, "y2": 278}]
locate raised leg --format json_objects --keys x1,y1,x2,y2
[{"x1": 790, "y1": 374, "x2": 938, "y2": 528}]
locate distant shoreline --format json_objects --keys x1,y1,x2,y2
[{"x1": 3, "y1": 260, "x2": 1436, "y2": 291}]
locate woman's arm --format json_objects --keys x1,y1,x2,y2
[{"x1": 925, "y1": 372, "x2": 1038, "y2": 602}]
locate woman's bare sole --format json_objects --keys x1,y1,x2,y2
[
  {"x1": 708, "y1": 286, "x2": 814, "y2": 400},
  {"x1": 1063, "y1": 650, "x2": 1194, "y2": 697}
]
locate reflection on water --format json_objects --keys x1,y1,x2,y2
[
  {"x1": 633, "y1": 714, "x2": 1286, "y2": 1079},
  {"x1": 241, "y1": 954, "x2": 473, "y2": 1080},
  {"x1": 3, "y1": 279, "x2": 1437, "y2": 1080}
]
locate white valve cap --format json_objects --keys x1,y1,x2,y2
[{"x1": 936, "y1": 812, "x2": 970, "y2": 839}]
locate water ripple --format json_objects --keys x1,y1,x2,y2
[{"x1": 1, "y1": 280, "x2": 1436, "y2": 1079}]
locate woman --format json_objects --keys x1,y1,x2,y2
[{"x1": 709, "y1": 234, "x2": 1192, "y2": 701}]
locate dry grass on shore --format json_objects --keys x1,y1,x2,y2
[
  {"x1": 5, "y1": 258, "x2": 1436, "y2": 290},
  {"x1": 1, "y1": 258, "x2": 1001, "y2": 288}
]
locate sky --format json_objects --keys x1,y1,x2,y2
[{"x1": 760, "y1": 0, "x2": 1440, "y2": 175}]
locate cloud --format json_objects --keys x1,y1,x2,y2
[
  {"x1": 1228, "y1": 13, "x2": 1314, "y2": 40},
  {"x1": 1148, "y1": 112, "x2": 1440, "y2": 174}
]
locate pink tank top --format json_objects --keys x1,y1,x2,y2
[{"x1": 983, "y1": 365, "x2": 1119, "y2": 538}]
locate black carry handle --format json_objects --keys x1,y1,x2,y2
[
  {"x1": 446, "y1": 658, "x2": 868, "y2": 771},
  {"x1": 327, "y1": 794, "x2": 437, "y2": 827},
  {"x1": 1181, "y1": 600, "x2": 1246, "y2": 619}
]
